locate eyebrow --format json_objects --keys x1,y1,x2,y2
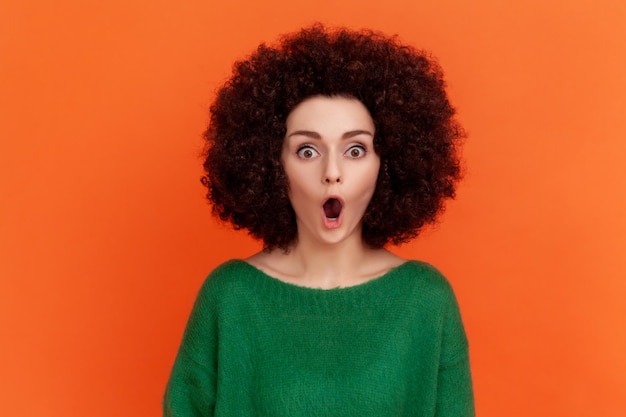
[{"x1": 286, "y1": 130, "x2": 374, "y2": 139}]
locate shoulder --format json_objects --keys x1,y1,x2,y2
[
  {"x1": 206, "y1": 259, "x2": 253, "y2": 280},
  {"x1": 396, "y1": 260, "x2": 455, "y2": 294},
  {"x1": 398, "y1": 261, "x2": 469, "y2": 353},
  {"x1": 195, "y1": 259, "x2": 260, "y2": 302},
  {"x1": 389, "y1": 260, "x2": 461, "y2": 313}
]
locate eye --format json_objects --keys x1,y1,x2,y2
[
  {"x1": 346, "y1": 145, "x2": 366, "y2": 159},
  {"x1": 296, "y1": 145, "x2": 320, "y2": 159}
]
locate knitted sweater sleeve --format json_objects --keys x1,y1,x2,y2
[
  {"x1": 434, "y1": 286, "x2": 475, "y2": 417},
  {"x1": 163, "y1": 278, "x2": 218, "y2": 417}
]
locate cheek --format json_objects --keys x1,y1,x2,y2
[
  {"x1": 361, "y1": 161, "x2": 381, "y2": 191},
  {"x1": 283, "y1": 165, "x2": 314, "y2": 205},
  {"x1": 284, "y1": 167, "x2": 302, "y2": 192},
  {"x1": 281, "y1": 160, "x2": 296, "y2": 194}
]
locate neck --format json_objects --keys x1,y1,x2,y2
[
  {"x1": 248, "y1": 226, "x2": 404, "y2": 289},
  {"x1": 285, "y1": 231, "x2": 375, "y2": 288}
]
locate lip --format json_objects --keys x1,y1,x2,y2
[{"x1": 321, "y1": 195, "x2": 344, "y2": 229}]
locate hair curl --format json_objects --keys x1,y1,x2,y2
[{"x1": 202, "y1": 24, "x2": 464, "y2": 251}]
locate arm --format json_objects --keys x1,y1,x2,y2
[
  {"x1": 435, "y1": 290, "x2": 475, "y2": 417},
  {"x1": 163, "y1": 279, "x2": 218, "y2": 417}
]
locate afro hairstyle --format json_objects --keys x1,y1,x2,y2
[{"x1": 202, "y1": 24, "x2": 464, "y2": 251}]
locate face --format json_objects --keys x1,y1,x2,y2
[{"x1": 282, "y1": 95, "x2": 380, "y2": 246}]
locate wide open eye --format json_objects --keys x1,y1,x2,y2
[
  {"x1": 296, "y1": 145, "x2": 320, "y2": 159},
  {"x1": 346, "y1": 145, "x2": 366, "y2": 159}
]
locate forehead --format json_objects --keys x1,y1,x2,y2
[{"x1": 285, "y1": 95, "x2": 375, "y2": 135}]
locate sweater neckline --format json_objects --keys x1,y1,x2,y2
[{"x1": 234, "y1": 259, "x2": 414, "y2": 294}]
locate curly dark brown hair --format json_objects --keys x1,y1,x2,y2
[{"x1": 202, "y1": 24, "x2": 464, "y2": 250}]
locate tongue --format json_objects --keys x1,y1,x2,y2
[{"x1": 323, "y1": 199, "x2": 342, "y2": 219}]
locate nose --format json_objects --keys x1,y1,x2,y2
[
  {"x1": 323, "y1": 175, "x2": 341, "y2": 184},
  {"x1": 322, "y1": 155, "x2": 342, "y2": 184}
]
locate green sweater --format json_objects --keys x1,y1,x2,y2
[{"x1": 164, "y1": 260, "x2": 474, "y2": 416}]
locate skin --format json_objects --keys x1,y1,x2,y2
[{"x1": 247, "y1": 96, "x2": 404, "y2": 289}]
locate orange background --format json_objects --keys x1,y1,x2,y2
[{"x1": 1, "y1": 0, "x2": 625, "y2": 416}]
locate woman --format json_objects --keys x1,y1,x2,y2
[{"x1": 164, "y1": 24, "x2": 474, "y2": 416}]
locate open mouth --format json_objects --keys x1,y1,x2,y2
[{"x1": 323, "y1": 197, "x2": 343, "y2": 220}]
